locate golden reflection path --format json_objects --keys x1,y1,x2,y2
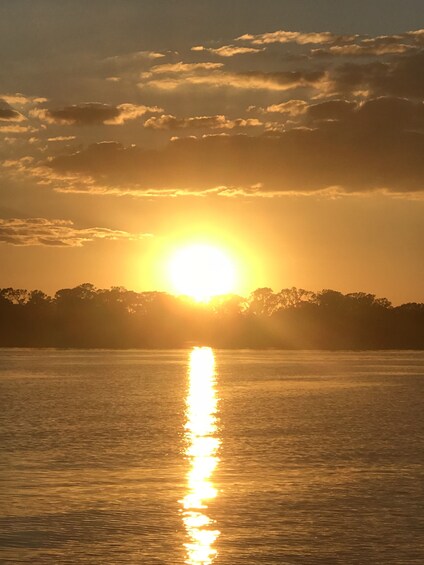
[{"x1": 181, "y1": 347, "x2": 221, "y2": 564}]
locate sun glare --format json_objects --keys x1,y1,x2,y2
[{"x1": 168, "y1": 244, "x2": 237, "y2": 302}]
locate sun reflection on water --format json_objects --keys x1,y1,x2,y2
[{"x1": 181, "y1": 347, "x2": 220, "y2": 564}]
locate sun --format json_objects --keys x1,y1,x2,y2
[{"x1": 168, "y1": 243, "x2": 237, "y2": 302}]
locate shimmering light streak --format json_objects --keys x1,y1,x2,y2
[{"x1": 181, "y1": 347, "x2": 221, "y2": 564}]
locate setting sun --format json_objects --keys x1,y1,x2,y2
[{"x1": 168, "y1": 244, "x2": 237, "y2": 302}]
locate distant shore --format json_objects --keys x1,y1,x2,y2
[{"x1": 1, "y1": 284, "x2": 423, "y2": 350}]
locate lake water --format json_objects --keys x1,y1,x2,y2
[{"x1": 1, "y1": 349, "x2": 423, "y2": 564}]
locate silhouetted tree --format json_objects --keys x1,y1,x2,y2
[{"x1": 0, "y1": 284, "x2": 422, "y2": 349}]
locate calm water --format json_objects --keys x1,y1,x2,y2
[{"x1": 1, "y1": 349, "x2": 423, "y2": 564}]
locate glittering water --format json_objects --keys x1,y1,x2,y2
[
  {"x1": 1, "y1": 349, "x2": 423, "y2": 564},
  {"x1": 181, "y1": 348, "x2": 220, "y2": 564}
]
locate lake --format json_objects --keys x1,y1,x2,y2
[{"x1": 1, "y1": 349, "x2": 423, "y2": 564}]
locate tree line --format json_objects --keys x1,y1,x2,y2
[{"x1": 0, "y1": 283, "x2": 423, "y2": 349}]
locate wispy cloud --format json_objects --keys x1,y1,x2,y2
[
  {"x1": 139, "y1": 60, "x2": 325, "y2": 91},
  {"x1": 104, "y1": 50, "x2": 165, "y2": 65},
  {"x1": 227, "y1": 28, "x2": 424, "y2": 66},
  {"x1": 144, "y1": 114, "x2": 262, "y2": 130},
  {"x1": 47, "y1": 136, "x2": 77, "y2": 142},
  {"x1": 236, "y1": 30, "x2": 357, "y2": 46},
  {"x1": 0, "y1": 93, "x2": 48, "y2": 107},
  {"x1": 262, "y1": 100, "x2": 309, "y2": 116},
  {"x1": 0, "y1": 218, "x2": 152, "y2": 247},
  {"x1": 0, "y1": 125, "x2": 34, "y2": 134},
  {"x1": 311, "y1": 29, "x2": 424, "y2": 57},
  {"x1": 191, "y1": 44, "x2": 264, "y2": 57}
]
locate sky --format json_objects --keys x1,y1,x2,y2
[{"x1": 1, "y1": 0, "x2": 424, "y2": 304}]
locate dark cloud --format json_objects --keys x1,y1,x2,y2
[
  {"x1": 239, "y1": 70, "x2": 325, "y2": 88},
  {"x1": 304, "y1": 97, "x2": 424, "y2": 130},
  {"x1": 137, "y1": 39, "x2": 424, "y2": 99},
  {"x1": 263, "y1": 96, "x2": 424, "y2": 134},
  {"x1": 0, "y1": 218, "x2": 151, "y2": 246},
  {"x1": 0, "y1": 99, "x2": 25, "y2": 122},
  {"x1": 46, "y1": 104, "x2": 424, "y2": 195},
  {"x1": 305, "y1": 100, "x2": 356, "y2": 122},
  {"x1": 48, "y1": 103, "x2": 120, "y2": 125},
  {"x1": 350, "y1": 97, "x2": 424, "y2": 129},
  {"x1": 0, "y1": 108, "x2": 21, "y2": 121},
  {"x1": 6, "y1": 28, "x2": 424, "y2": 199},
  {"x1": 332, "y1": 51, "x2": 424, "y2": 99},
  {"x1": 31, "y1": 103, "x2": 161, "y2": 125}
]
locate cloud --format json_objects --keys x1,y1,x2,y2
[
  {"x1": 5, "y1": 29, "x2": 424, "y2": 199},
  {"x1": 311, "y1": 29, "x2": 424, "y2": 58},
  {"x1": 140, "y1": 60, "x2": 325, "y2": 91},
  {"x1": 31, "y1": 104, "x2": 119, "y2": 125},
  {"x1": 139, "y1": 61, "x2": 225, "y2": 88},
  {"x1": 141, "y1": 62, "x2": 224, "y2": 77},
  {"x1": 0, "y1": 124, "x2": 32, "y2": 133},
  {"x1": 237, "y1": 70, "x2": 325, "y2": 90},
  {"x1": 331, "y1": 52, "x2": 424, "y2": 99},
  {"x1": 0, "y1": 99, "x2": 38, "y2": 134},
  {"x1": 237, "y1": 30, "x2": 356, "y2": 46},
  {"x1": 263, "y1": 100, "x2": 309, "y2": 116},
  {"x1": 191, "y1": 45, "x2": 264, "y2": 57},
  {"x1": 261, "y1": 96, "x2": 424, "y2": 131},
  {"x1": 45, "y1": 101, "x2": 424, "y2": 195},
  {"x1": 47, "y1": 136, "x2": 76, "y2": 142},
  {"x1": 235, "y1": 28, "x2": 424, "y2": 61},
  {"x1": 109, "y1": 103, "x2": 163, "y2": 124},
  {"x1": 305, "y1": 99, "x2": 357, "y2": 121},
  {"x1": 0, "y1": 99, "x2": 27, "y2": 123},
  {"x1": 0, "y1": 95, "x2": 46, "y2": 137},
  {"x1": 144, "y1": 114, "x2": 262, "y2": 130},
  {"x1": 105, "y1": 50, "x2": 165, "y2": 65},
  {"x1": 0, "y1": 218, "x2": 152, "y2": 247},
  {"x1": 313, "y1": 43, "x2": 415, "y2": 57},
  {"x1": 31, "y1": 103, "x2": 162, "y2": 125},
  {"x1": 326, "y1": 97, "x2": 424, "y2": 130},
  {"x1": 0, "y1": 108, "x2": 24, "y2": 122},
  {"x1": 0, "y1": 93, "x2": 48, "y2": 107},
  {"x1": 101, "y1": 51, "x2": 167, "y2": 81}
]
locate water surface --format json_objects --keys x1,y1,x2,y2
[{"x1": 1, "y1": 349, "x2": 423, "y2": 564}]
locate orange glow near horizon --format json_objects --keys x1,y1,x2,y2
[
  {"x1": 168, "y1": 243, "x2": 237, "y2": 302},
  {"x1": 181, "y1": 347, "x2": 221, "y2": 564}
]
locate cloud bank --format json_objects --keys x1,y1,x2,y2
[
  {"x1": 46, "y1": 97, "x2": 424, "y2": 195},
  {"x1": 4, "y1": 28, "x2": 424, "y2": 199}
]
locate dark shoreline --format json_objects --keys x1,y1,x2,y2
[{"x1": 2, "y1": 285, "x2": 423, "y2": 350}]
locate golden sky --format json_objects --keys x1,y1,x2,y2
[{"x1": 1, "y1": 0, "x2": 424, "y2": 304}]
